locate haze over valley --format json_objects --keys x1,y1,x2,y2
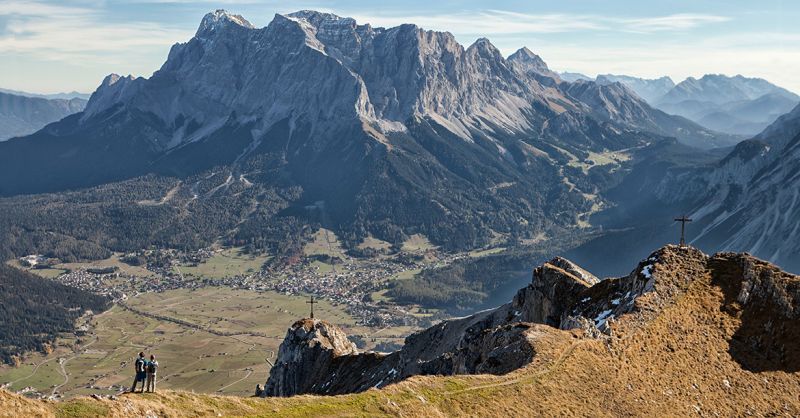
[{"x1": 2, "y1": 3, "x2": 800, "y2": 416}]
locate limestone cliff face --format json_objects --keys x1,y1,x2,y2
[
  {"x1": 513, "y1": 256, "x2": 598, "y2": 326},
  {"x1": 75, "y1": 9, "x2": 727, "y2": 154},
  {"x1": 708, "y1": 252, "x2": 800, "y2": 372},
  {"x1": 264, "y1": 245, "x2": 800, "y2": 396},
  {"x1": 263, "y1": 319, "x2": 360, "y2": 397}
]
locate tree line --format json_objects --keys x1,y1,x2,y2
[{"x1": 0, "y1": 264, "x2": 111, "y2": 364}]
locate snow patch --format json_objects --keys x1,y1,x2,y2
[
  {"x1": 594, "y1": 309, "x2": 614, "y2": 329},
  {"x1": 641, "y1": 264, "x2": 653, "y2": 279}
]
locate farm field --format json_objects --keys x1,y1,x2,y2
[
  {"x1": 303, "y1": 228, "x2": 347, "y2": 258},
  {"x1": 401, "y1": 234, "x2": 436, "y2": 252},
  {"x1": 59, "y1": 253, "x2": 156, "y2": 277},
  {"x1": 0, "y1": 287, "x2": 401, "y2": 399},
  {"x1": 173, "y1": 248, "x2": 271, "y2": 279}
]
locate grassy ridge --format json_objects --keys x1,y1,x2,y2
[{"x1": 7, "y1": 255, "x2": 800, "y2": 417}]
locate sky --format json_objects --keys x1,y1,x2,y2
[{"x1": 2, "y1": 0, "x2": 800, "y2": 94}]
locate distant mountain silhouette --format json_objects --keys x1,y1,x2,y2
[{"x1": 0, "y1": 92, "x2": 86, "y2": 141}]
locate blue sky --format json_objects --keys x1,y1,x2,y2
[{"x1": 3, "y1": 0, "x2": 800, "y2": 94}]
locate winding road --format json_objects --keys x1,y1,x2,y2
[{"x1": 50, "y1": 336, "x2": 98, "y2": 397}]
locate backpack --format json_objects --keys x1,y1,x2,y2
[
  {"x1": 147, "y1": 360, "x2": 158, "y2": 373},
  {"x1": 135, "y1": 357, "x2": 145, "y2": 373}
]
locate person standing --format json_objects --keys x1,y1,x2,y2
[
  {"x1": 146, "y1": 354, "x2": 159, "y2": 393},
  {"x1": 130, "y1": 352, "x2": 147, "y2": 393}
]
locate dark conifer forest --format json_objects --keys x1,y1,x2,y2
[{"x1": 0, "y1": 265, "x2": 110, "y2": 364}]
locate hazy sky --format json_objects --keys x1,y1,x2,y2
[{"x1": 3, "y1": 0, "x2": 799, "y2": 94}]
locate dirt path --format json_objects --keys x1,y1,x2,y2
[
  {"x1": 370, "y1": 326, "x2": 391, "y2": 337},
  {"x1": 137, "y1": 181, "x2": 182, "y2": 206},
  {"x1": 8, "y1": 357, "x2": 58, "y2": 386},
  {"x1": 443, "y1": 339, "x2": 586, "y2": 395},
  {"x1": 216, "y1": 369, "x2": 254, "y2": 393},
  {"x1": 50, "y1": 336, "x2": 98, "y2": 397}
]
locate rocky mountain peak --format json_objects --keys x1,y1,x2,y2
[
  {"x1": 510, "y1": 46, "x2": 536, "y2": 59},
  {"x1": 467, "y1": 37, "x2": 502, "y2": 58},
  {"x1": 508, "y1": 47, "x2": 548, "y2": 70},
  {"x1": 507, "y1": 47, "x2": 561, "y2": 86},
  {"x1": 263, "y1": 319, "x2": 360, "y2": 397},
  {"x1": 196, "y1": 9, "x2": 254, "y2": 37},
  {"x1": 101, "y1": 73, "x2": 124, "y2": 87},
  {"x1": 292, "y1": 318, "x2": 357, "y2": 354},
  {"x1": 82, "y1": 74, "x2": 139, "y2": 119},
  {"x1": 287, "y1": 10, "x2": 358, "y2": 30}
]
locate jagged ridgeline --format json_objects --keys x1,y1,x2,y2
[
  {"x1": 0, "y1": 9, "x2": 734, "y2": 258},
  {"x1": 262, "y1": 245, "x2": 800, "y2": 415}
]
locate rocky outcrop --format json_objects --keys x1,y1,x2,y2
[
  {"x1": 265, "y1": 245, "x2": 800, "y2": 397},
  {"x1": 263, "y1": 319, "x2": 384, "y2": 396},
  {"x1": 513, "y1": 256, "x2": 598, "y2": 326},
  {"x1": 709, "y1": 252, "x2": 800, "y2": 372}
]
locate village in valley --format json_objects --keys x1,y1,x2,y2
[{"x1": 1, "y1": 228, "x2": 501, "y2": 400}]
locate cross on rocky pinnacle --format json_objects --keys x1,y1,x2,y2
[
  {"x1": 306, "y1": 296, "x2": 317, "y2": 319},
  {"x1": 674, "y1": 215, "x2": 692, "y2": 247}
]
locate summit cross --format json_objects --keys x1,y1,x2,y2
[
  {"x1": 306, "y1": 295, "x2": 317, "y2": 319},
  {"x1": 674, "y1": 215, "x2": 692, "y2": 247}
]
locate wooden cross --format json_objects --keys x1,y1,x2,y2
[
  {"x1": 306, "y1": 296, "x2": 317, "y2": 319},
  {"x1": 674, "y1": 215, "x2": 692, "y2": 247}
]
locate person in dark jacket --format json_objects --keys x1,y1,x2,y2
[{"x1": 130, "y1": 352, "x2": 146, "y2": 393}]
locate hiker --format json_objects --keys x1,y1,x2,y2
[
  {"x1": 146, "y1": 354, "x2": 159, "y2": 393},
  {"x1": 130, "y1": 352, "x2": 147, "y2": 393}
]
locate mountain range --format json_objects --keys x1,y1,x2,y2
[
  {"x1": 596, "y1": 74, "x2": 675, "y2": 103},
  {"x1": 595, "y1": 74, "x2": 799, "y2": 136},
  {"x1": 0, "y1": 88, "x2": 90, "y2": 101},
  {"x1": 0, "y1": 9, "x2": 735, "y2": 256},
  {"x1": 0, "y1": 92, "x2": 86, "y2": 141},
  {"x1": 2, "y1": 9, "x2": 800, "y2": 279}
]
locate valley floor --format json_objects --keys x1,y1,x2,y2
[
  {"x1": 0, "y1": 231, "x2": 455, "y2": 400},
  {"x1": 0, "y1": 287, "x2": 407, "y2": 400}
]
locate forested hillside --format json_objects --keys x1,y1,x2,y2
[
  {"x1": 0, "y1": 174, "x2": 310, "y2": 264},
  {"x1": 0, "y1": 265, "x2": 110, "y2": 364}
]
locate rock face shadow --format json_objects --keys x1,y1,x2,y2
[{"x1": 709, "y1": 254, "x2": 800, "y2": 373}]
